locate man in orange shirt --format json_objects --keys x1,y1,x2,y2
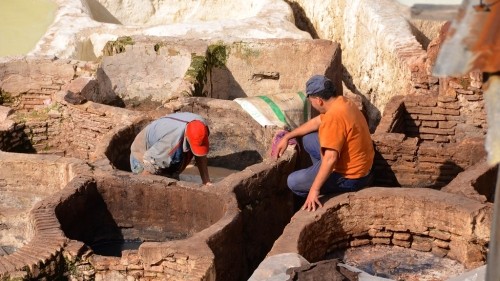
[{"x1": 276, "y1": 75, "x2": 374, "y2": 212}]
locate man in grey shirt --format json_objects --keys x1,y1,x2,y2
[{"x1": 130, "y1": 112, "x2": 212, "y2": 185}]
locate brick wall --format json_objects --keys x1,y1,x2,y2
[
  {"x1": 0, "y1": 58, "x2": 97, "y2": 112},
  {"x1": 372, "y1": 71, "x2": 487, "y2": 188},
  {"x1": 0, "y1": 98, "x2": 144, "y2": 164},
  {"x1": 371, "y1": 23, "x2": 487, "y2": 188},
  {"x1": 325, "y1": 226, "x2": 485, "y2": 269}
]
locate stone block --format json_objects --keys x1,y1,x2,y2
[
  {"x1": 350, "y1": 239, "x2": 370, "y2": 247},
  {"x1": 456, "y1": 89, "x2": 474, "y2": 95},
  {"x1": 439, "y1": 89, "x2": 458, "y2": 103},
  {"x1": 419, "y1": 127, "x2": 455, "y2": 135},
  {"x1": 371, "y1": 238, "x2": 390, "y2": 245},
  {"x1": 421, "y1": 121, "x2": 438, "y2": 128},
  {"x1": 374, "y1": 231, "x2": 393, "y2": 238},
  {"x1": 392, "y1": 239, "x2": 411, "y2": 248},
  {"x1": 431, "y1": 247, "x2": 449, "y2": 258},
  {"x1": 392, "y1": 165, "x2": 416, "y2": 174},
  {"x1": 438, "y1": 121, "x2": 457, "y2": 129},
  {"x1": 432, "y1": 107, "x2": 460, "y2": 116},
  {"x1": 438, "y1": 102, "x2": 461, "y2": 109},
  {"x1": 393, "y1": 232, "x2": 411, "y2": 240},
  {"x1": 429, "y1": 229, "x2": 451, "y2": 241},
  {"x1": 470, "y1": 80, "x2": 482, "y2": 89},
  {"x1": 385, "y1": 225, "x2": 408, "y2": 232},
  {"x1": 432, "y1": 239, "x2": 450, "y2": 249},
  {"x1": 464, "y1": 95, "x2": 482, "y2": 102},
  {"x1": 418, "y1": 156, "x2": 450, "y2": 164},
  {"x1": 405, "y1": 107, "x2": 432, "y2": 115},
  {"x1": 418, "y1": 114, "x2": 447, "y2": 121},
  {"x1": 411, "y1": 236, "x2": 432, "y2": 252}
]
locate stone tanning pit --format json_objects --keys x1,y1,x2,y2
[
  {"x1": 53, "y1": 173, "x2": 238, "y2": 281},
  {"x1": 0, "y1": 149, "x2": 295, "y2": 281},
  {"x1": 267, "y1": 187, "x2": 492, "y2": 280},
  {"x1": 105, "y1": 97, "x2": 278, "y2": 183},
  {"x1": 56, "y1": 175, "x2": 226, "y2": 255},
  {"x1": 0, "y1": 151, "x2": 89, "y2": 277},
  {"x1": 0, "y1": 152, "x2": 89, "y2": 252}
]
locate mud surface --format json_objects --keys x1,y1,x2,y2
[{"x1": 328, "y1": 245, "x2": 466, "y2": 281}]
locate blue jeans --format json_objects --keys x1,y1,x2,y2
[{"x1": 287, "y1": 132, "x2": 372, "y2": 197}]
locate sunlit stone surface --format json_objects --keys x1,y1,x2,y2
[
  {"x1": 0, "y1": 0, "x2": 310, "y2": 60},
  {"x1": 0, "y1": 0, "x2": 56, "y2": 57}
]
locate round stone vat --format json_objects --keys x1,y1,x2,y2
[
  {"x1": 0, "y1": 151, "x2": 88, "y2": 254},
  {"x1": 268, "y1": 187, "x2": 492, "y2": 279},
  {"x1": 0, "y1": 94, "x2": 146, "y2": 163},
  {"x1": 55, "y1": 173, "x2": 247, "y2": 280},
  {"x1": 0, "y1": 151, "x2": 90, "y2": 280},
  {"x1": 56, "y1": 173, "x2": 226, "y2": 256},
  {"x1": 105, "y1": 97, "x2": 276, "y2": 182}
]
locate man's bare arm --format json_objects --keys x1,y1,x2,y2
[
  {"x1": 276, "y1": 116, "x2": 322, "y2": 158},
  {"x1": 195, "y1": 155, "x2": 212, "y2": 185}
]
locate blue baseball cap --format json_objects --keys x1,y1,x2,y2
[{"x1": 306, "y1": 75, "x2": 334, "y2": 96}]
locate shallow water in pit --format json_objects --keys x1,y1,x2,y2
[
  {"x1": 0, "y1": 0, "x2": 57, "y2": 56},
  {"x1": 180, "y1": 164, "x2": 240, "y2": 184},
  {"x1": 328, "y1": 245, "x2": 466, "y2": 280}
]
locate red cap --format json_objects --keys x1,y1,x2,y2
[{"x1": 186, "y1": 120, "x2": 209, "y2": 156}]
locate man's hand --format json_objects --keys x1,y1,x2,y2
[
  {"x1": 275, "y1": 135, "x2": 290, "y2": 159},
  {"x1": 302, "y1": 189, "x2": 322, "y2": 212},
  {"x1": 205, "y1": 182, "x2": 213, "y2": 186}
]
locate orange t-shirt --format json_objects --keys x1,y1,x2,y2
[{"x1": 319, "y1": 96, "x2": 374, "y2": 178}]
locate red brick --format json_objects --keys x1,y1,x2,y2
[
  {"x1": 419, "y1": 156, "x2": 451, "y2": 164},
  {"x1": 438, "y1": 102, "x2": 461, "y2": 109},
  {"x1": 465, "y1": 95, "x2": 482, "y2": 102},
  {"x1": 351, "y1": 239, "x2": 370, "y2": 247},
  {"x1": 393, "y1": 232, "x2": 411, "y2": 240},
  {"x1": 429, "y1": 229, "x2": 451, "y2": 240},
  {"x1": 438, "y1": 121, "x2": 457, "y2": 129},
  {"x1": 412, "y1": 236, "x2": 432, "y2": 252},
  {"x1": 455, "y1": 89, "x2": 474, "y2": 95},
  {"x1": 418, "y1": 100, "x2": 437, "y2": 107},
  {"x1": 372, "y1": 238, "x2": 391, "y2": 245},
  {"x1": 421, "y1": 121, "x2": 438, "y2": 128},
  {"x1": 432, "y1": 108, "x2": 460, "y2": 116},
  {"x1": 418, "y1": 114, "x2": 446, "y2": 121},
  {"x1": 419, "y1": 127, "x2": 455, "y2": 135},
  {"x1": 432, "y1": 247, "x2": 449, "y2": 258},
  {"x1": 433, "y1": 239, "x2": 450, "y2": 249},
  {"x1": 392, "y1": 239, "x2": 411, "y2": 248},
  {"x1": 406, "y1": 107, "x2": 432, "y2": 115}
]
